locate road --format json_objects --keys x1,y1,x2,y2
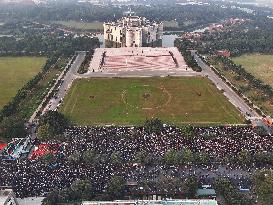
[
  {"x1": 192, "y1": 51, "x2": 273, "y2": 134},
  {"x1": 42, "y1": 52, "x2": 86, "y2": 114}
]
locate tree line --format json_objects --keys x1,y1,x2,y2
[
  {"x1": 174, "y1": 39, "x2": 202, "y2": 72},
  {"x1": 42, "y1": 175, "x2": 198, "y2": 205},
  {"x1": 213, "y1": 56, "x2": 273, "y2": 114},
  {"x1": 0, "y1": 35, "x2": 100, "y2": 57},
  {"x1": 0, "y1": 56, "x2": 59, "y2": 141},
  {"x1": 78, "y1": 50, "x2": 95, "y2": 74},
  {"x1": 215, "y1": 178, "x2": 254, "y2": 205},
  {"x1": 0, "y1": 3, "x2": 254, "y2": 31}
]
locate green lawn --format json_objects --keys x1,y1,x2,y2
[
  {"x1": 54, "y1": 21, "x2": 103, "y2": 31},
  {"x1": 60, "y1": 77, "x2": 244, "y2": 125},
  {"x1": 232, "y1": 54, "x2": 273, "y2": 88},
  {"x1": 0, "y1": 56, "x2": 47, "y2": 109}
]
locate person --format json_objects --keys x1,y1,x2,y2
[{"x1": 0, "y1": 125, "x2": 271, "y2": 198}]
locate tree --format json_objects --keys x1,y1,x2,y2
[
  {"x1": 237, "y1": 149, "x2": 252, "y2": 166},
  {"x1": 215, "y1": 178, "x2": 253, "y2": 205},
  {"x1": 106, "y1": 176, "x2": 126, "y2": 200},
  {"x1": 254, "y1": 152, "x2": 273, "y2": 166},
  {"x1": 194, "y1": 151, "x2": 209, "y2": 165},
  {"x1": 134, "y1": 151, "x2": 153, "y2": 165},
  {"x1": 181, "y1": 148, "x2": 194, "y2": 165},
  {"x1": 164, "y1": 149, "x2": 179, "y2": 165},
  {"x1": 82, "y1": 149, "x2": 97, "y2": 164},
  {"x1": 68, "y1": 151, "x2": 81, "y2": 164},
  {"x1": 144, "y1": 118, "x2": 163, "y2": 134},
  {"x1": 37, "y1": 123, "x2": 53, "y2": 141},
  {"x1": 156, "y1": 175, "x2": 182, "y2": 197},
  {"x1": 42, "y1": 180, "x2": 95, "y2": 204},
  {"x1": 38, "y1": 111, "x2": 70, "y2": 138},
  {"x1": 181, "y1": 125, "x2": 195, "y2": 140},
  {"x1": 42, "y1": 189, "x2": 59, "y2": 205},
  {"x1": 0, "y1": 115, "x2": 26, "y2": 141},
  {"x1": 253, "y1": 127, "x2": 268, "y2": 136},
  {"x1": 110, "y1": 151, "x2": 122, "y2": 165},
  {"x1": 184, "y1": 176, "x2": 198, "y2": 198},
  {"x1": 70, "y1": 180, "x2": 94, "y2": 201},
  {"x1": 254, "y1": 170, "x2": 273, "y2": 205}
]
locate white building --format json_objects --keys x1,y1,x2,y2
[{"x1": 103, "y1": 15, "x2": 163, "y2": 47}]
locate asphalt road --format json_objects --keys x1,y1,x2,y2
[{"x1": 42, "y1": 52, "x2": 86, "y2": 114}]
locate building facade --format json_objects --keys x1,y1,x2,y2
[{"x1": 103, "y1": 15, "x2": 163, "y2": 47}]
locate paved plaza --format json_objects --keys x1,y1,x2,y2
[{"x1": 88, "y1": 47, "x2": 189, "y2": 73}]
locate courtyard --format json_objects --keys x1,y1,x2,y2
[{"x1": 88, "y1": 47, "x2": 189, "y2": 73}]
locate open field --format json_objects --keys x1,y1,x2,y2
[
  {"x1": 232, "y1": 54, "x2": 273, "y2": 88},
  {"x1": 0, "y1": 56, "x2": 47, "y2": 109},
  {"x1": 60, "y1": 77, "x2": 244, "y2": 125},
  {"x1": 54, "y1": 21, "x2": 103, "y2": 31}
]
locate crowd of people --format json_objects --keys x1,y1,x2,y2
[{"x1": 0, "y1": 125, "x2": 272, "y2": 198}]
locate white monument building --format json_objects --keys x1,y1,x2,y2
[{"x1": 103, "y1": 14, "x2": 163, "y2": 47}]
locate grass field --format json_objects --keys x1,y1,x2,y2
[
  {"x1": 0, "y1": 56, "x2": 47, "y2": 109},
  {"x1": 232, "y1": 54, "x2": 273, "y2": 88},
  {"x1": 60, "y1": 77, "x2": 244, "y2": 125},
  {"x1": 54, "y1": 21, "x2": 103, "y2": 31}
]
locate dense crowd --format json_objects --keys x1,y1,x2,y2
[{"x1": 0, "y1": 125, "x2": 272, "y2": 198}]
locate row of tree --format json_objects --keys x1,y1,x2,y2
[
  {"x1": 37, "y1": 111, "x2": 70, "y2": 141},
  {"x1": 78, "y1": 50, "x2": 95, "y2": 74},
  {"x1": 0, "y1": 3, "x2": 255, "y2": 31},
  {"x1": 0, "y1": 35, "x2": 99, "y2": 57},
  {"x1": 36, "y1": 117, "x2": 273, "y2": 167},
  {"x1": 174, "y1": 39, "x2": 202, "y2": 72},
  {"x1": 42, "y1": 176, "x2": 127, "y2": 205},
  {"x1": 42, "y1": 175, "x2": 198, "y2": 205},
  {"x1": 0, "y1": 56, "x2": 59, "y2": 141},
  {"x1": 214, "y1": 56, "x2": 273, "y2": 112}
]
